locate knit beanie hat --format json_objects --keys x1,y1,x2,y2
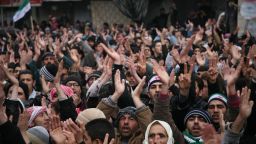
[
  {"x1": 27, "y1": 126, "x2": 49, "y2": 144},
  {"x1": 86, "y1": 71, "x2": 102, "y2": 82},
  {"x1": 49, "y1": 85, "x2": 74, "y2": 102},
  {"x1": 116, "y1": 106, "x2": 137, "y2": 126},
  {"x1": 42, "y1": 52, "x2": 54, "y2": 61},
  {"x1": 63, "y1": 75, "x2": 82, "y2": 88},
  {"x1": 76, "y1": 108, "x2": 106, "y2": 125},
  {"x1": 40, "y1": 64, "x2": 58, "y2": 82},
  {"x1": 143, "y1": 120, "x2": 174, "y2": 144},
  {"x1": 208, "y1": 93, "x2": 228, "y2": 107},
  {"x1": 27, "y1": 106, "x2": 47, "y2": 127},
  {"x1": 147, "y1": 74, "x2": 161, "y2": 90},
  {"x1": 184, "y1": 109, "x2": 211, "y2": 125}
]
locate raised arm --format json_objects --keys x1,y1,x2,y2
[
  {"x1": 222, "y1": 87, "x2": 254, "y2": 144},
  {"x1": 0, "y1": 60, "x2": 19, "y2": 85},
  {"x1": 151, "y1": 60, "x2": 186, "y2": 144},
  {"x1": 132, "y1": 76, "x2": 152, "y2": 132},
  {"x1": 97, "y1": 70, "x2": 125, "y2": 120},
  {"x1": 100, "y1": 43, "x2": 121, "y2": 65},
  {"x1": 54, "y1": 61, "x2": 68, "y2": 101}
]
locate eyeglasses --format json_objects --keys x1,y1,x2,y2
[{"x1": 66, "y1": 83, "x2": 80, "y2": 87}]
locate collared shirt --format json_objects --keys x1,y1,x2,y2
[{"x1": 29, "y1": 89, "x2": 37, "y2": 99}]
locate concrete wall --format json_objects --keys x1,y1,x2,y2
[
  {"x1": 37, "y1": 1, "x2": 91, "y2": 22},
  {"x1": 90, "y1": 0, "x2": 131, "y2": 29}
]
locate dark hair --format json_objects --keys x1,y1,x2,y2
[
  {"x1": 8, "y1": 62, "x2": 16, "y2": 69},
  {"x1": 4, "y1": 81, "x2": 30, "y2": 100},
  {"x1": 18, "y1": 70, "x2": 35, "y2": 80},
  {"x1": 195, "y1": 76, "x2": 204, "y2": 91},
  {"x1": 152, "y1": 40, "x2": 161, "y2": 48},
  {"x1": 70, "y1": 45, "x2": 84, "y2": 59},
  {"x1": 15, "y1": 63, "x2": 20, "y2": 68},
  {"x1": 85, "y1": 118, "x2": 115, "y2": 143}
]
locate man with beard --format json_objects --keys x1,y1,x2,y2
[
  {"x1": 183, "y1": 109, "x2": 212, "y2": 144},
  {"x1": 97, "y1": 70, "x2": 152, "y2": 144},
  {"x1": 42, "y1": 52, "x2": 55, "y2": 66},
  {"x1": 207, "y1": 93, "x2": 227, "y2": 132}
]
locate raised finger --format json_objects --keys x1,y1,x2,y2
[{"x1": 103, "y1": 133, "x2": 109, "y2": 144}]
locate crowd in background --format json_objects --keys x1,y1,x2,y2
[{"x1": 0, "y1": 12, "x2": 256, "y2": 144}]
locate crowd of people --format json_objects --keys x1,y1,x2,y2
[{"x1": 0, "y1": 13, "x2": 256, "y2": 144}]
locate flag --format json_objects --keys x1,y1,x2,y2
[{"x1": 13, "y1": 0, "x2": 31, "y2": 23}]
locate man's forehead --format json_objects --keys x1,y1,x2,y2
[
  {"x1": 66, "y1": 81, "x2": 79, "y2": 84},
  {"x1": 151, "y1": 82, "x2": 162, "y2": 86},
  {"x1": 209, "y1": 99, "x2": 225, "y2": 105},
  {"x1": 44, "y1": 55, "x2": 54, "y2": 59}
]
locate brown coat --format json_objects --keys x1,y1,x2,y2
[
  {"x1": 97, "y1": 99, "x2": 152, "y2": 144},
  {"x1": 152, "y1": 93, "x2": 186, "y2": 144}
]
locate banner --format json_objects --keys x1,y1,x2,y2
[{"x1": 0, "y1": 0, "x2": 42, "y2": 7}]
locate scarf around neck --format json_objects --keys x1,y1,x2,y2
[{"x1": 182, "y1": 130, "x2": 203, "y2": 144}]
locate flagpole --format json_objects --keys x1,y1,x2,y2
[{"x1": 30, "y1": 16, "x2": 34, "y2": 32}]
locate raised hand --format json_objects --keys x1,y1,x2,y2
[
  {"x1": 53, "y1": 38, "x2": 62, "y2": 57},
  {"x1": 40, "y1": 75, "x2": 50, "y2": 94},
  {"x1": 54, "y1": 60, "x2": 64, "y2": 85},
  {"x1": 230, "y1": 45, "x2": 242, "y2": 60},
  {"x1": 103, "y1": 133, "x2": 115, "y2": 144},
  {"x1": 0, "y1": 59, "x2": 19, "y2": 85},
  {"x1": 126, "y1": 57, "x2": 141, "y2": 83},
  {"x1": 207, "y1": 55, "x2": 218, "y2": 83},
  {"x1": 49, "y1": 115, "x2": 66, "y2": 144},
  {"x1": 0, "y1": 57, "x2": 6, "y2": 82},
  {"x1": 17, "y1": 110, "x2": 29, "y2": 132},
  {"x1": 169, "y1": 68, "x2": 175, "y2": 88},
  {"x1": 221, "y1": 59, "x2": 242, "y2": 87},
  {"x1": 62, "y1": 130, "x2": 77, "y2": 144},
  {"x1": 178, "y1": 63, "x2": 193, "y2": 96},
  {"x1": 132, "y1": 76, "x2": 146, "y2": 108},
  {"x1": 152, "y1": 60, "x2": 169, "y2": 85},
  {"x1": 155, "y1": 28, "x2": 162, "y2": 36},
  {"x1": 19, "y1": 49, "x2": 33, "y2": 69},
  {"x1": 133, "y1": 75, "x2": 146, "y2": 95},
  {"x1": 170, "y1": 48, "x2": 181, "y2": 64},
  {"x1": 194, "y1": 27, "x2": 204, "y2": 44},
  {"x1": 109, "y1": 69, "x2": 126, "y2": 103},
  {"x1": 69, "y1": 49, "x2": 80, "y2": 65},
  {"x1": 54, "y1": 60, "x2": 68, "y2": 101},
  {"x1": 201, "y1": 124, "x2": 221, "y2": 144},
  {"x1": 63, "y1": 118, "x2": 84, "y2": 144},
  {"x1": 136, "y1": 47, "x2": 147, "y2": 76},
  {"x1": 103, "y1": 56, "x2": 113, "y2": 78},
  {"x1": 34, "y1": 41, "x2": 41, "y2": 56},
  {"x1": 114, "y1": 70, "x2": 125, "y2": 96},
  {"x1": 248, "y1": 44, "x2": 256, "y2": 59},
  {"x1": 195, "y1": 53, "x2": 206, "y2": 66},
  {"x1": 100, "y1": 43, "x2": 121, "y2": 65},
  {"x1": 237, "y1": 87, "x2": 254, "y2": 119}
]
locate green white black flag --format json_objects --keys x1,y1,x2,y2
[{"x1": 13, "y1": 0, "x2": 31, "y2": 23}]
